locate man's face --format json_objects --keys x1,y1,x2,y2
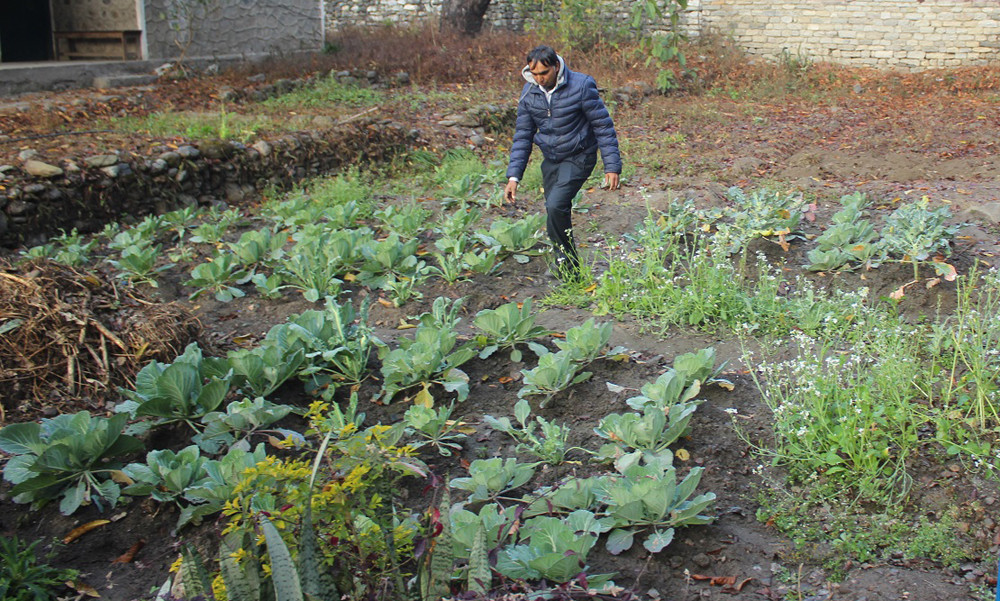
[{"x1": 528, "y1": 60, "x2": 558, "y2": 90}]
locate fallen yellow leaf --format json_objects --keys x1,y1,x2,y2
[{"x1": 63, "y1": 520, "x2": 111, "y2": 544}]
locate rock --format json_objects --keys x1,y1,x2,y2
[
  {"x1": 150, "y1": 158, "x2": 169, "y2": 174},
  {"x1": 247, "y1": 73, "x2": 266, "y2": 83},
  {"x1": 200, "y1": 139, "x2": 232, "y2": 160},
  {"x1": 274, "y1": 78, "x2": 294, "y2": 93},
  {"x1": 158, "y1": 150, "x2": 182, "y2": 166},
  {"x1": 0, "y1": 212, "x2": 7, "y2": 237},
  {"x1": 252, "y1": 140, "x2": 272, "y2": 156},
  {"x1": 365, "y1": 70, "x2": 377, "y2": 82},
  {"x1": 456, "y1": 112, "x2": 481, "y2": 128},
  {"x1": 853, "y1": 83, "x2": 864, "y2": 94},
  {"x1": 177, "y1": 194, "x2": 198, "y2": 208},
  {"x1": 0, "y1": 164, "x2": 15, "y2": 174},
  {"x1": 394, "y1": 71, "x2": 410, "y2": 85},
  {"x1": 84, "y1": 154, "x2": 119, "y2": 168},
  {"x1": 6, "y1": 199, "x2": 35, "y2": 216},
  {"x1": 64, "y1": 160, "x2": 80, "y2": 172},
  {"x1": 154, "y1": 63, "x2": 174, "y2": 77},
  {"x1": 692, "y1": 552, "x2": 712, "y2": 568},
  {"x1": 731, "y1": 156, "x2": 764, "y2": 175},
  {"x1": 219, "y1": 88, "x2": 241, "y2": 103},
  {"x1": 204, "y1": 63, "x2": 219, "y2": 75},
  {"x1": 311, "y1": 115, "x2": 336, "y2": 129},
  {"x1": 23, "y1": 184, "x2": 46, "y2": 195},
  {"x1": 225, "y1": 183, "x2": 245, "y2": 203},
  {"x1": 469, "y1": 134, "x2": 487, "y2": 147},
  {"x1": 176, "y1": 145, "x2": 200, "y2": 159},
  {"x1": 102, "y1": 164, "x2": 132, "y2": 178},
  {"x1": 963, "y1": 202, "x2": 1000, "y2": 225},
  {"x1": 629, "y1": 80, "x2": 655, "y2": 95},
  {"x1": 44, "y1": 189, "x2": 62, "y2": 201},
  {"x1": 18, "y1": 149, "x2": 37, "y2": 161},
  {"x1": 24, "y1": 160, "x2": 63, "y2": 178}
]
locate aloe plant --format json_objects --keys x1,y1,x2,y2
[{"x1": 0, "y1": 411, "x2": 143, "y2": 514}]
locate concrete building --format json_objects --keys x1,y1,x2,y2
[{"x1": 0, "y1": 0, "x2": 324, "y2": 64}]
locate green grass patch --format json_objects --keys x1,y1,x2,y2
[
  {"x1": 261, "y1": 75, "x2": 383, "y2": 109},
  {"x1": 112, "y1": 109, "x2": 274, "y2": 142}
]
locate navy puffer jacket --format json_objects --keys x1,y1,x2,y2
[{"x1": 506, "y1": 57, "x2": 621, "y2": 180}]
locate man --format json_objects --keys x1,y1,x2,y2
[{"x1": 504, "y1": 45, "x2": 622, "y2": 278}]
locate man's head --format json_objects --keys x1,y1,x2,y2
[{"x1": 526, "y1": 45, "x2": 559, "y2": 90}]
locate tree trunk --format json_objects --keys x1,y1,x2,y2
[{"x1": 440, "y1": 0, "x2": 492, "y2": 35}]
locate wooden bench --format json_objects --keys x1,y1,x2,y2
[{"x1": 53, "y1": 30, "x2": 142, "y2": 61}]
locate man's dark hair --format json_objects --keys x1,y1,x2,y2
[{"x1": 526, "y1": 45, "x2": 558, "y2": 67}]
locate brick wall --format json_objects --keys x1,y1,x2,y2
[
  {"x1": 696, "y1": 0, "x2": 1000, "y2": 69},
  {"x1": 325, "y1": 0, "x2": 1000, "y2": 70}
]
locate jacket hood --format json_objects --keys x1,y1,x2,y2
[{"x1": 521, "y1": 54, "x2": 566, "y2": 91}]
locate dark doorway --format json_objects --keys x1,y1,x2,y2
[{"x1": 0, "y1": 0, "x2": 54, "y2": 62}]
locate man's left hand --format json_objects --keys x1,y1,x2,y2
[{"x1": 604, "y1": 173, "x2": 620, "y2": 191}]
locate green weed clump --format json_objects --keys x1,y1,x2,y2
[
  {"x1": 113, "y1": 108, "x2": 273, "y2": 142},
  {"x1": 263, "y1": 74, "x2": 383, "y2": 109},
  {"x1": 0, "y1": 536, "x2": 78, "y2": 601}
]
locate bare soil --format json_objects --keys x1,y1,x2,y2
[{"x1": 2, "y1": 42, "x2": 1000, "y2": 601}]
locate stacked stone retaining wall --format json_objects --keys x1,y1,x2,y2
[
  {"x1": 325, "y1": 0, "x2": 1000, "y2": 70},
  {"x1": 0, "y1": 121, "x2": 411, "y2": 248}
]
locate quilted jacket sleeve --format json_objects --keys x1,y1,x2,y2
[
  {"x1": 581, "y1": 75, "x2": 622, "y2": 174},
  {"x1": 506, "y1": 84, "x2": 536, "y2": 180}
]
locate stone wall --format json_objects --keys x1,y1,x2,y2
[
  {"x1": 326, "y1": 0, "x2": 539, "y2": 32},
  {"x1": 0, "y1": 121, "x2": 411, "y2": 248},
  {"x1": 51, "y1": 0, "x2": 139, "y2": 31},
  {"x1": 143, "y1": 0, "x2": 325, "y2": 60},
  {"x1": 325, "y1": 0, "x2": 1000, "y2": 70}
]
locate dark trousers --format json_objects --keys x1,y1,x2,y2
[{"x1": 541, "y1": 151, "x2": 598, "y2": 271}]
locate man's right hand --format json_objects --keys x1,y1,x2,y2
[{"x1": 504, "y1": 179, "x2": 518, "y2": 204}]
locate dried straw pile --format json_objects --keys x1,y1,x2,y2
[{"x1": 0, "y1": 259, "x2": 200, "y2": 424}]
